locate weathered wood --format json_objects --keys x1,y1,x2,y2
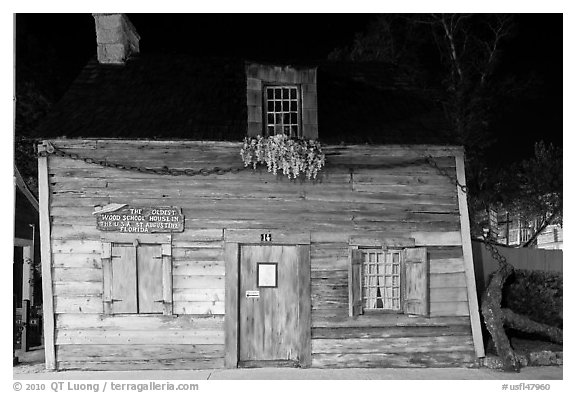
[
  {"x1": 430, "y1": 301, "x2": 470, "y2": 317},
  {"x1": 57, "y1": 358, "x2": 224, "y2": 371},
  {"x1": 54, "y1": 296, "x2": 103, "y2": 314},
  {"x1": 53, "y1": 253, "x2": 101, "y2": 269},
  {"x1": 298, "y1": 245, "x2": 312, "y2": 367},
  {"x1": 224, "y1": 242, "x2": 238, "y2": 368},
  {"x1": 349, "y1": 249, "x2": 362, "y2": 317},
  {"x1": 455, "y1": 153, "x2": 485, "y2": 358},
  {"x1": 403, "y1": 247, "x2": 429, "y2": 316},
  {"x1": 173, "y1": 301, "x2": 225, "y2": 315},
  {"x1": 111, "y1": 245, "x2": 137, "y2": 313},
  {"x1": 430, "y1": 272, "x2": 467, "y2": 288},
  {"x1": 44, "y1": 139, "x2": 480, "y2": 370},
  {"x1": 311, "y1": 351, "x2": 477, "y2": 368},
  {"x1": 312, "y1": 324, "x2": 472, "y2": 339},
  {"x1": 173, "y1": 261, "x2": 225, "y2": 276},
  {"x1": 137, "y1": 245, "x2": 164, "y2": 314},
  {"x1": 52, "y1": 240, "x2": 102, "y2": 254},
  {"x1": 430, "y1": 287, "x2": 468, "y2": 302},
  {"x1": 173, "y1": 275, "x2": 225, "y2": 289},
  {"x1": 55, "y1": 314, "x2": 224, "y2": 331},
  {"x1": 173, "y1": 289, "x2": 225, "y2": 302},
  {"x1": 101, "y1": 242, "x2": 112, "y2": 314},
  {"x1": 38, "y1": 146, "x2": 56, "y2": 369},
  {"x1": 239, "y1": 246, "x2": 300, "y2": 362},
  {"x1": 349, "y1": 236, "x2": 416, "y2": 248},
  {"x1": 162, "y1": 243, "x2": 173, "y2": 315},
  {"x1": 100, "y1": 232, "x2": 172, "y2": 244},
  {"x1": 312, "y1": 336, "x2": 474, "y2": 354},
  {"x1": 55, "y1": 329, "x2": 224, "y2": 345},
  {"x1": 56, "y1": 344, "x2": 224, "y2": 361},
  {"x1": 430, "y1": 257, "x2": 465, "y2": 274},
  {"x1": 225, "y1": 229, "x2": 310, "y2": 245},
  {"x1": 312, "y1": 311, "x2": 471, "y2": 328},
  {"x1": 172, "y1": 248, "x2": 222, "y2": 260},
  {"x1": 52, "y1": 267, "x2": 102, "y2": 282},
  {"x1": 53, "y1": 282, "x2": 103, "y2": 296}
]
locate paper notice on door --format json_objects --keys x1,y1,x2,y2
[{"x1": 245, "y1": 290, "x2": 260, "y2": 298}]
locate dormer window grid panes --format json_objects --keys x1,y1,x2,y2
[{"x1": 265, "y1": 86, "x2": 300, "y2": 138}]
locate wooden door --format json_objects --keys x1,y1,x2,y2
[{"x1": 239, "y1": 245, "x2": 301, "y2": 365}]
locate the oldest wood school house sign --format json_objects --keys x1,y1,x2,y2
[{"x1": 35, "y1": 14, "x2": 485, "y2": 370}]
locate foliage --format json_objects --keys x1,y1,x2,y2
[
  {"x1": 240, "y1": 135, "x2": 325, "y2": 180},
  {"x1": 502, "y1": 269, "x2": 563, "y2": 329},
  {"x1": 14, "y1": 136, "x2": 40, "y2": 197},
  {"x1": 496, "y1": 141, "x2": 562, "y2": 226}
]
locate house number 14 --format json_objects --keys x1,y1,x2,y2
[{"x1": 261, "y1": 233, "x2": 272, "y2": 242}]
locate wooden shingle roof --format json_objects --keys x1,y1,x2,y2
[{"x1": 35, "y1": 54, "x2": 452, "y2": 144}]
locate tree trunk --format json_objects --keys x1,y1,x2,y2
[
  {"x1": 501, "y1": 308, "x2": 563, "y2": 344},
  {"x1": 481, "y1": 261, "x2": 521, "y2": 372}
]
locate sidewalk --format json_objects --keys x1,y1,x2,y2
[
  {"x1": 14, "y1": 366, "x2": 563, "y2": 380},
  {"x1": 13, "y1": 347, "x2": 562, "y2": 380}
]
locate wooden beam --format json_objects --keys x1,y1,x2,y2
[
  {"x1": 224, "y1": 242, "x2": 239, "y2": 368},
  {"x1": 101, "y1": 242, "x2": 112, "y2": 315},
  {"x1": 38, "y1": 142, "x2": 56, "y2": 369},
  {"x1": 455, "y1": 153, "x2": 485, "y2": 358},
  {"x1": 162, "y1": 241, "x2": 173, "y2": 315},
  {"x1": 224, "y1": 229, "x2": 310, "y2": 245},
  {"x1": 298, "y1": 245, "x2": 311, "y2": 367},
  {"x1": 349, "y1": 236, "x2": 415, "y2": 248},
  {"x1": 410, "y1": 231, "x2": 462, "y2": 246}
]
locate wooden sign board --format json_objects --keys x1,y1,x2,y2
[{"x1": 95, "y1": 206, "x2": 184, "y2": 233}]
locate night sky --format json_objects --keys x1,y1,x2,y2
[{"x1": 15, "y1": 13, "x2": 563, "y2": 165}]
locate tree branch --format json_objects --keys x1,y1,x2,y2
[{"x1": 521, "y1": 209, "x2": 561, "y2": 248}]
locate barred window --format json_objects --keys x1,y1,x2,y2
[
  {"x1": 362, "y1": 249, "x2": 402, "y2": 311},
  {"x1": 264, "y1": 86, "x2": 300, "y2": 137},
  {"x1": 349, "y1": 246, "x2": 429, "y2": 317}
]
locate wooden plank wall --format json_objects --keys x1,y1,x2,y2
[{"x1": 46, "y1": 139, "x2": 476, "y2": 369}]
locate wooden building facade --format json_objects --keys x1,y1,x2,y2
[
  {"x1": 34, "y1": 13, "x2": 485, "y2": 371},
  {"x1": 38, "y1": 139, "x2": 484, "y2": 370}
]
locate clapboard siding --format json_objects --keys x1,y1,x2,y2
[
  {"x1": 55, "y1": 315, "x2": 225, "y2": 370},
  {"x1": 45, "y1": 140, "x2": 478, "y2": 370}
]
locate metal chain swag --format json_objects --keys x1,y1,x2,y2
[{"x1": 37, "y1": 142, "x2": 246, "y2": 176}]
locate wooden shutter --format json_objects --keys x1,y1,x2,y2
[
  {"x1": 102, "y1": 242, "x2": 113, "y2": 315},
  {"x1": 403, "y1": 247, "x2": 429, "y2": 317},
  {"x1": 161, "y1": 243, "x2": 173, "y2": 315},
  {"x1": 137, "y1": 245, "x2": 164, "y2": 314},
  {"x1": 349, "y1": 249, "x2": 364, "y2": 317},
  {"x1": 111, "y1": 245, "x2": 137, "y2": 314}
]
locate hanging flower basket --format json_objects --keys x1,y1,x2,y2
[{"x1": 240, "y1": 135, "x2": 326, "y2": 180}]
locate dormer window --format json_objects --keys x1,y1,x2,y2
[
  {"x1": 246, "y1": 63, "x2": 317, "y2": 140},
  {"x1": 265, "y1": 86, "x2": 300, "y2": 137}
]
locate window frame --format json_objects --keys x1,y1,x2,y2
[
  {"x1": 262, "y1": 84, "x2": 302, "y2": 138},
  {"x1": 358, "y1": 247, "x2": 405, "y2": 314},
  {"x1": 348, "y1": 236, "x2": 429, "y2": 318}
]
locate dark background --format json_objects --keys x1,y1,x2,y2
[{"x1": 15, "y1": 13, "x2": 562, "y2": 164}]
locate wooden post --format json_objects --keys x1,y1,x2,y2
[
  {"x1": 38, "y1": 141, "x2": 56, "y2": 370},
  {"x1": 455, "y1": 152, "x2": 485, "y2": 358},
  {"x1": 224, "y1": 242, "x2": 239, "y2": 368},
  {"x1": 162, "y1": 241, "x2": 173, "y2": 315},
  {"x1": 297, "y1": 244, "x2": 311, "y2": 367}
]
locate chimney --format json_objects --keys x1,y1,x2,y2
[{"x1": 93, "y1": 13, "x2": 140, "y2": 64}]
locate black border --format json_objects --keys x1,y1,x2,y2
[{"x1": 256, "y1": 262, "x2": 278, "y2": 288}]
